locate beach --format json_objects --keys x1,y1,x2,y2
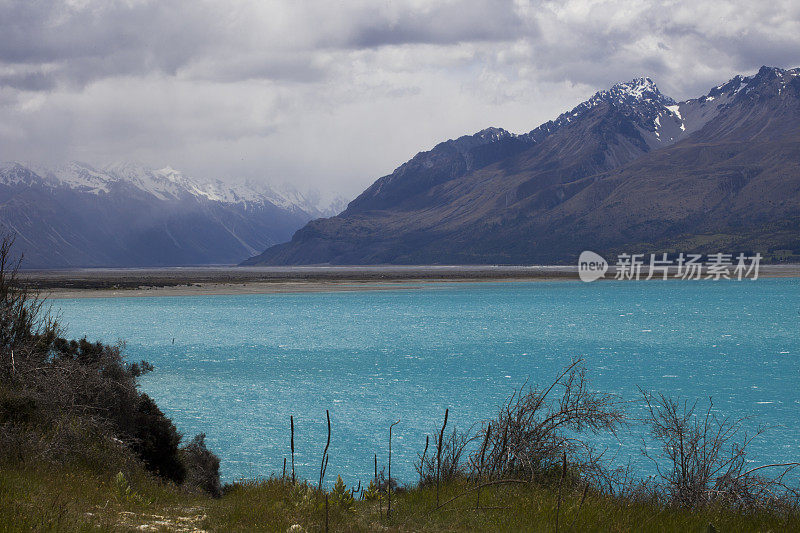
[{"x1": 17, "y1": 264, "x2": 800, "y2": 299}]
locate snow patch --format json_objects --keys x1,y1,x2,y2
[{"x1": 665, "y1": 105, "x2": 682, "y2": 120}]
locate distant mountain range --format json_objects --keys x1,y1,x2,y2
[
  {"x1": 0, "y1": 161, "x2": 347, "y2": 267},
  {"x1": 245, "y1": 66, "x2": 800, "y2": 265}
]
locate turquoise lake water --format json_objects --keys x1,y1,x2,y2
[{"x1": 54, "y1": 280, "x2": 800, "y2": 486}]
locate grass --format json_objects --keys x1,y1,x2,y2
[
  {"x1": 0, "y1": 458, "x2": 196, "y2": 532},
  {"x1": 2, "y1": 460, "x2": 798, "y2": 532}
]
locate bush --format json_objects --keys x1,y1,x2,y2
[
  {"x1": 480, "y1": 359, "x2": 625, "y2": 482},
  {"x1": 0, "y1": 387, "x2": 37, "y2": 425},
  {"x1": 180, "y1": 433, "x2": 221, "y2": 497},
  {"x1": 330, "y1": 475, "x2": 355, "y2": 512},
  {"x1": 414, "y1": 359, "x2": 626, "y2": 489},
  {"x1": 131, "y1": 394, "x2": 186, "y2": 484},
  {"x1": 640, "y1": 390, "x2": 800, "y2": 510},
  {"x1": 415, "y1": 427, "x2": 471, "y2": 486},
  {"x1": 0, "y1": 234, "x2": 209, "y2": 490}
]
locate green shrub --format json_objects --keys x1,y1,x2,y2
[{"x1": 330, "y1": 475, "x2": 355, "y2": 512}]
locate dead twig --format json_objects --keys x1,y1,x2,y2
[
  {"x1": 436, "y1": 408, "x2": 449, "y2": 506},
  {"x1": 388, "y1": 419, "x2": 400, "y2": 518},
  {"x1": 318, "y1": 410, "x2": 331, "y2": 490}
]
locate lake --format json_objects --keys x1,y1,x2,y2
[{"x1": 53, "y1": 279, "x2": 800, "y2": 487}]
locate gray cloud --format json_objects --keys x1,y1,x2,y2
[
  {"x1": 0, "y1": 70, "x2": 57, "y2": 91},
  {"x1": 342, "y1": 0, "x2": 530, "y2": 48},
  {"x1": 0, "y1": 0, "x2": 221, "y2": 88},
  {"x1": 0, "y1": 0, "x2": 798, "y2": 198}
]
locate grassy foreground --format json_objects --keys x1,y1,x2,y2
[{"x1": 2, "y1": 459, "x2": 797, "y2": 532}]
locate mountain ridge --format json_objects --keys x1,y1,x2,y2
[
  {"x1": 0, "y1": 161, "x2": 348, "y2": 267},
  {"x1": 4, "y1": 160, "x2": 346, "y2": 217},
  {"x1": 245, "y1": 65, "x2": 800, "y2": 265}
]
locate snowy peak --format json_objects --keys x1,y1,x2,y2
[
  {"x1": 708, "y1": 74, "x2": 749, "y2": 100},
  {"x1": 662, "y1": 75, "x2": 748, "y2": 142},
  {"x1": 38, "y1": 161, "x2": 117, "y2": 194},
  {"x1": 655, "y1": 66, "x2": 800, "y2": 145},
  {"x1": 752, "y1": 65, "x2": 789, "y2": 82},
  {"x1": 736, "y1": 65, "x2": 800, "y2": 99},
  {"x1": 549, "y1": 66, "x2": 800, "y2": 149},
  {"x1": 605, "y1": 77, "x2": 668, "y2": 102},
  {"x1": 586, "y1": 76, "x2": 675, "y2": 111},
  {"x1": 526, "y1": 76, "x2": 677, "y2": 145},
  {"x1": 0, "y1": 160, "x2": 322, "y2": 268},
  {"x1": 105, "y1": 162, "x2": 243, "y2": 203},
  {"x1": 472, "y1": 127, "x2": 514, "y2": 143},
  {"x1": 0, "y1": 162, "x2": 46, "y2": 187},
  {"x1": 0, "y1": 160, "x2": 348, "y2": 219},
  {"x1": 700, "y1": 66, "x2": 799, "y2": 103},
  {"x1": 103, "y1": 162, "x2": 191, "y2": 201}
]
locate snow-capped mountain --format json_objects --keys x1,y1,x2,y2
[
  {"x1": 0, "y1": 161, "x2": 347, "y2": 267},
  {"x1": 21, "y1": 161, "x2": 344, "y2": 217},
  {"x1": 527, "y1": 77, "x2": 678, "y2": 144},
  {"x1": 246, "y1": 66, "x2": 800, "y2": 265},
  {"x1": 523, "y1": 70, "x2": 799, "y2": 148}
]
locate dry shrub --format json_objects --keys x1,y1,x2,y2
[
  {"x1": 414, "y1": 359, "x2": 626, "y2": 491},
  {"x1": 640, "y1": 390, "x2": 800, "y2": 510},
  {"x1": 479, "y1": 359, "x2": 625, "y2": 482},
  {"x1": 415, "y1": 427, "x2": 472, "y2": 486}
]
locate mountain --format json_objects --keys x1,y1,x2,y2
[
  {"x1": 0, "y1": 161, "x2": 345, "y2": 268},
  {"x1": 245, "y1": 66, "x2": 800, "y2": 265}
]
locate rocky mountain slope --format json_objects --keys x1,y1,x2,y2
[
  {"x1": 0, "y1": 161, "x2": 344, "y2": 267},
  {"x1": 245, "y1": 66, "x2": 800, "y2": 265}
]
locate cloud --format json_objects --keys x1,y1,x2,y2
[
  {"x1": 0, "y1": 0, "x2": 798, "y2": 198},
  {"x1": 0, "y1": 1, "x2": 215, "y2": 86},
  {"x1": 341, "y1": 0, "x2": 531, "y2": 48}
]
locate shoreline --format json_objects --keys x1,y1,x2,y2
[
  {"x1": 17, "y1": 263, "x2": 800, "y2": 299},
  {"x1": 19, "y1": 265, "x2": 577, "y2": 299},
  {"x1": 38, "y1": 277, "x2": 577, "y2": 299}
]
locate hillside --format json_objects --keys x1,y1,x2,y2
[{"x1": 245, "y1": 66, "x2": 800, "y2": 265}]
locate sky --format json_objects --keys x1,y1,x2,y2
[{"x1": 1, "y1": 0, "x2": 798, "y2": 199}]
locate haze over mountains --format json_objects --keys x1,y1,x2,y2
[
  {"x1": 0, "y1": 161, "x2": 346, "y2": 267},
  {"x1": 246, "y1": 66, "x2": 800, "y2": 266}
]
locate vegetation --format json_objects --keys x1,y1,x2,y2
[
  {"x1": 1, "y1": 235, "x2": 799, "y2": 531},
  {"x1": 0, "y1": 235, "x2": 221, "y2": 525},
  {"x1": 3, "y1": 462, "x2": 800, "y2": 532}
]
